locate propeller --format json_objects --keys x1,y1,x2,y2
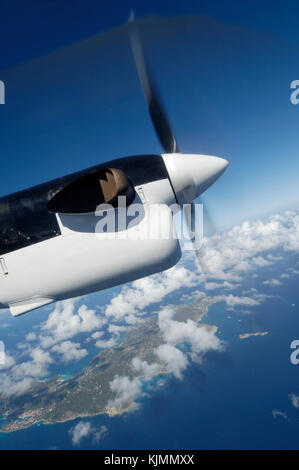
[
  {"x1": 128, "y1": 11, "x2": 178, "y2": 154},
  {"x1": 128, "y1": 13, "x2": 227, "y2": 278}
]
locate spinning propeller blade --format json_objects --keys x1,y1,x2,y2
[{"x1": 128, "y1": 12, "x2": 179, "y2": 154}]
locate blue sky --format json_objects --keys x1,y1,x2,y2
[{"x1": 0, "y1": 0, "x2": 299, "y2": 229}]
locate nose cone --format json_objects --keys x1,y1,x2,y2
[{"x1": 162, "y1": 153, "x2": 228, "y2": 204}]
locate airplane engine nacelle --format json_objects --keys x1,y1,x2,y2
[
  {"x1": 0, "y1": 156, "x2": 181, "y2": 316},
  {"x1": 0, "y1": 204, "x2": 181, "y2": 316}
]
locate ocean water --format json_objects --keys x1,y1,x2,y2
[{"x1": 1, "y1": 267, "x2": 299, "y2": 450}]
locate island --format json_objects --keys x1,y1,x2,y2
[
  {"x1": 0, "y1": 297, "x2": 219, "y2": 433},
  {"x1": 239, "y1": 332, "x2": 268, "y2": 340}
]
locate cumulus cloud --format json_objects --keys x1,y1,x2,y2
[
  {"x1": 106, "y1": 304, "x2": 223, "y2": 412},
  {"x1": 69, "y1": 421, "x2": 108, "y2": 446},
  {"x1": 93, "y1": 425, "x2": 109, "y2": 444},
  {"x1": 156, "y1": 344, "x2": 188, "y2": 379},
  {"x1": 103, "y1": 210, "x2": 299, "y2": 328},
  {"x1": 52, "y1": 341, "x2": 88, "y2": 363},
  {"x1": 108, "y1": 324, "x2": 128, "y2": 336},
  {"x1": 91, "y1": 331, "x2": 104, "y2": 340},
  {"x1": 0, "y1": 348, "x2": 52, "y2": 397},
  {"x1": 204, "y1": 281, "x2": 237, "y2": 291},
  {"x1": 107, "y1": 375, "x2": 142, "y2": 412},
  {"x1": 70, "y1": 421, "x2": 93, "y2": 446},
  {"x1": 195, "y1": 210, "x2": 299, "y2": 282},
  {"x1": 158, "y1": 306, "x2": 223, "y2": 359},
  {"x1": 203, "y1": 282, "x2": 222, "y2": 291},
  {"x1": 263, "y1": 278, "x2": 282, "y2": 287},
  {"x1": 217, "y1": 294, "x2": 261, "y2": 308},
  {"x1": 95, "y1": 337, "x2": 117, "y2": 350},
  {"x1": 25, "y1": 332, "x2": 37, "y2": 342},
  {"x1": 0, "y1": 353, "x2": 16, "y2": 371},
  {"x1": 251, "y1": 256, "x2": 273, "y2": 267},
  {"x1": 105, "y1": 266, "x2": 198, "y2": 323},
  {"x1": 289, "y1": 393, "x2": 299, "y2": 409},
  {"x1": 106, "y1": 357, "x2": 165, "y2": 413},
  {"x1": 0, "y1": 300, "x2": 107, "y2": 398},
  {"x1": 152, "y1": 305, "x2": 223, "y2": 380},
  {"x1": 93, "y1": 324, "x2": 129, "y2": 350},
  {"x1": 107, "y1": 350, "x2": 187, "y2": 414},
  {"x1": 180, "y1": 290, "x2": 205, "y2": 303},
  {"x1": 131, "y1": 357, "x2": 161, "y2": 381},
  {"x1": 40, "y1": 299, "x2": 105, "y2": 348}
]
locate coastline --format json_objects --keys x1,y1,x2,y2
[{"x1": 0, "y1": 297, "x2": 218, "y2": 434}]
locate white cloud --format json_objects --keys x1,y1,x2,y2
[
  {"x1": 108, "y1": 324, "x2": 128, "y2": 336},
  {"x1": 204, "y1": 281, "x2": 237, "y2": 291},
  {"x1": 106, "y1": 301, "x2": 223, "y2": 411},
  {"x1": 251, "y1": 256, "x2": 273, "y2": 267},
  {"x1": 0, "y1": 348, "x2": 52, "y2": 397},
  {"x1": 107, "y1": 375, "x2": 142, "y2": 412},
  {"x1": 52, "y1": 341, "x2": 88, "y2": 363},
  {"x1": 0, "y1": 377, "x2": 35, "y2": 398},
  {"x1": 93, "y1": 324, "x2": 128, "y2": 350},
  {"x1": 272, "y1": 409, "x2": 288, "y2": 420},
  {"x1": 25, "y1": 332, "x2": 37, "y2": 342},
  {"x1": 195, "y1": 210, "x2": 299, "y2": 283},
  {"x1": 180, "y1": 290, "x2": 205, "y2": 303},
  {"x1": 289, "y1": 393, "x2": 299, "y2": 409},
  {"x1": 204, "y1": 282, "x2": 223, "y2": 290},
  {"x1": 95, "y1": 337, "x2": 117, "y2": 350},
  {"x1": 31, "y1": 348, "x2": 52, "y2": 364},
  {"x1": 93, "y1": 425, "x2": 109, "y2": 444},
  {"x1": 69, "y1": 421, "x2": 92, "y2": 445},
  {"x1": 156, "y1": 343, "x2": 188, "y2": 379},
  {"x1": 91, "y1": 331, "x2": 104, "y2": 340},
  {"x1": 131, "y1": 357, "x2": 160, "y2": 381},
  {"x1": 105, "y1": 266, "x2": 198, "y2": 322},
  {"x1": 158, "y1": 306, "x2": 222, "y2": 358},
  {"x1": 242, "y1": 288, "x2": 258, "y2": 294},
  {"x1": 100, "y1": 209, "x2": 299, "y2": 332},
  {"x1": 40, "y1": 299, "x2": 105, "y2": 348},
  {"x1": 0, "y1": 353, "x2": 15, "y2": 371},
  {"x1": 217, "y1": 294, "x2": 260, "y2": 308},
  {"x1": 263, "y1": 278, "x2": 282, "y2": 287},
  {"x1": 153, "y1": 305, "x2": 224, "y2": 379},
  {"x1": 0, "y1": 301, "x2": 107, "y2": 398},
  {"x1": 268, "y1": 254, "x2": 283, "y2": 262},
  {"x1": 69, "y1": 421, "x2": 108, "y2": 446}
]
